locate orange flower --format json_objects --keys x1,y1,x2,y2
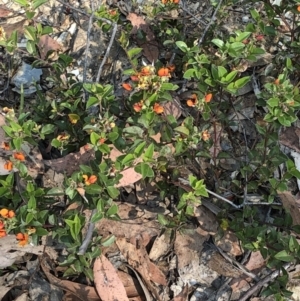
[
  {"x1": 140, "y1": 66, "x2": 155, "y2": 76},
  {"x1": 4, "y1": 160, "x2": 13, "y2": 171},
  {"x1": 153, "y1": 103, "x2": 164, "y2": 114},
  {"x1": 99, "y1": 138, "x2": 106, "y2": 144},
  {"x1": 0, "y1": 208, "x2": 8, "y2": 218},
  {"x1": 13, "y1": 152, "x2": 25, "y2": 161},
  {"x1": 202, "y1": 130, "x2": 210, "y2": 141},
  {"x1": 8, "y1": 210, "x2": 15, "y2": 218},
  {"x1": 83, "y1": 175, "x2": 97, "y2": 186},
  {"x1": 0, "y1": 208, "x2": 14, "y2": 218},
  {"x1": 157, "y1": 67, "x2": 170, "y2": 77},
  {"x1": 186, "y1": 94, "x2": 198, "y2": 107},
  {"x1": 172, "y1": 0, "x2": 179, "y2": 3},
  {"x1": 131, "y1": 75, "x2": 140, "y2": 81},
  {"x1": 133, "y1": 101, "x2": 143, "y2": 112},
  {"x1": 0, "y1": 230, "x2": 6, "y2": 238},
  {"x1": 122, "y1": 83, "x2": 132, "y2": 91},
  {"x1": 204, "y1": 93, "x2": 213, "y2": 103},
  {"x1": 16, "y1": 233, "x2": 29, "y2": 246},
  {"x1": 167, "y1": 64, "x2": 176, "y2": 72},
  {"x1": 0, "y1": 221, "x2": 4, "y2": 230},
  {"x1": 162, "y1": 0, "x2": 167, "y2": 3},
  {"x1": 108, "y1": 9, "x2": 117, "y2": 16},
  {"x1": 83, "y1": 144, "x2": 90, "y2": 151},
  {"x1": 274, "y1": 79, "x2": 280, "y2": 85},
  {"x1": 1, "y1": 142, "x2": 10, "y2": 151},
  {"x1": 297, "y1": 5, "x2": 300, "y2": 12}
]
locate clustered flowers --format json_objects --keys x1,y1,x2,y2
[
  {"x1": 122, "y1": 65, "x2": 176, "y2": 115},
  {"x1": 1, "y1": 142, "x2": 26, "y2": 172},
  {"x1": 0, "y1": 208, "x2": 29, "y2": 246}
]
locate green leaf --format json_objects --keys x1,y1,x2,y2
[
  {"x1": 122, "y1": 154, "x2": 135, "y2": 165},
  {"x1": 157, "y1": 214, "x2": 169, "y2": 226},
  {"x1": 211, "y1": 38, "x2": 224, "y2": 48},
  {"x1": 235, "y1": 32, "x2": 252, "y2": 42},
  {"x1": 174, "y1": 126, "x2": 189, "y2": 136},
  {"x1": 41, "y1": 124, "x2": 56, "y2": 135},
  {"x1": 267, "y1": 97, "x2": 279, "y2": 107},
  {"x1": 144, "y1": 143, "x2": 154, "y2": 160},
  {"x1": 234, "y1": 76, "x2": 251, "y2": 89},
  {"x1": 13, "y1": 0, "x2": 28, "y2": 6},
  {"x1": 32, "y1": 0, "x2": 47, "y2": 9},
  {"x1": 101, "y1": 235, "x2": 115, "y2": 247},
  {"x1": 90, "y1": 132, "x2": 101, "y2": 145},
  {"x1": 229, "y1": 42, "x2": 245, "y2": 52},
  {"x1": 223, "y1": 70, "x2": 238, "y2": 83},
  {"x1": 134, "y1": 141, "x2": 146, "y2": 157},
  {"x1": 127, "y1": 47, "x2": 143, "y2": 59},
  {"x1": 176, "y1": 41, "x2": 189, "y2": 52},
  {"x1": 26, "y1": 40, "x2": 36, "y2": 54},
  {"x1": 107, "y1": 186, "x2": 119, "y2": 199},
  {"x1": 106, "y1": 203, "x2": 118, "y2": 216},
  {"x1": 183, "y1": 69, "x2": 195, "y2": 79},
  {"x1": 161, "y1": 83, "x2": 178, "y2": 91},
  {"x1": 24, "y1": 26, "x2": 36, "y2": 41},
  {"x1": 86, "y1": 96, "x2": 99, "y2": 109},
  {"x1": 134, "y1": 163, "x2": 154, "y2": 179},
  {"x1": 274, "y1": 250, "x2": 294, "y2": 262},
  {"x1": 123, "y1": 126, "x2": 144, "y2": 138},
  {"x1": 217, "y1": 66, "x2": 227, "y2": 78}
]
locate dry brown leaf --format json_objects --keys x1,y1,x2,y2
[
  {"x1": 94, "y1": 254, "x2": 129, "y2": 301},
  {"x1": 279, "y1": 126, "x2": 300, "y2": 153},
  {"x1": 41, "y1": 257, "x2": 101, "y2": 301},
  {"x1": 215, "y1": 230, "x2": 243, "y2": 256},
  {"x1": 116, "y1": 237, "x2": 166, "y2": 286},
  {"x1": 163, "y1": 99, "x2": 182, "y2": 120},
  {"x1": 126, "y1": 13, "x2": 158, "y2": 62},
  {"x1": 2, "y1": 19, "x2": 26, "y2": 36},
  {"x1": 278, "y1": 191, "x2": 300, "y2": 225},
  {"x1": 0, "y1": 5, "x2": 11, "y2": 17},
  {"x1": 231, "y1": 251, "x2": 265, "y2": 293},
  {"x1": 173, "y1": 284, "x2": 189, "y2": 301},
  {"x1": 38, "y1": 35, "x2": 62, "y2": 60},
  {"x1": 207, "y1": 251, "x2": 243, "y2": 278},
  {"x1": 149, "y1": 231, "x2": 172, "y2": 261}
]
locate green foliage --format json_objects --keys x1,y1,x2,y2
[{"x1": 1, "y1": 0, "x2": 300, "y2": 296}]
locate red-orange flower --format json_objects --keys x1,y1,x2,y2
[
  {"x1": 0, "y1": 208, "x2": 15, "y2": 218},
  {"x1": 0, "y1": 221, "x2": 4, "y2": 230},
  {"x1": 167, "y1": 64, "x2": 176, "y2": 72},
  {"x1": 131, "y1": 75, "x2": 140, "y2": 82},
  {"x1": 13, "y1": 152, "x2": 25, "y2": 161},
  {"x1": 1, "y1": 142, "x2": 10, "y2": 151},
  {"x1": 99, "y1": 138, "x2": 106, "y2": 144},
  {"x1": 157, "y1": 67, "x2": 170, "y2": 77},
  {"x1": 122, "y1": 83, "x2": 132, "y2": 91},
  {"x1": 298, "y1": 5, "x2": 300, "y2": 12},
  {"x1": 204, "y1": 93, "x2": 213, "y2": 103},
  {"x1": 16, "y1": 233, "x2": 29, "y2": 246},
  {"x1": 8, "y1": 210, "x2": 15, "y2": 218},
  {"x1": 274, "y1": 79, "x2": 280, "y2": 85},
  {"x1": 0, "y1": 230, "x2": 6, "y2": 238},
  {"x1": 153, "y1": 103, "x2": 164, "y2": 114},
  {"x1": 133, "y1": 101, "x2": 143, "y2": 112},
  {"x1": 4, "y1": 160, "x2": 13, "y2": 171},
  {"x1": 83, "y1": 175, "x2": 98, "y2": 186},
  {"x1": 186, "y1": 94, "x2": 198, "y2": 107},
  {"x1": 255, "y1": 34, "x2": 264, "y2": 41}
]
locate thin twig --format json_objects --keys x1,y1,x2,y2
[
  {"x1": 78, "y1": 209, "x2": 97, "y2": 255},
  {"x1": 197, "y1": 0, "x2": 223, "y2": 47},
  {"x1": 96, "y1": 23, "x2": 118, "y2": 83},
  {"x1": 239, "y1": 263, "x2": 292, "y2": 301}
]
